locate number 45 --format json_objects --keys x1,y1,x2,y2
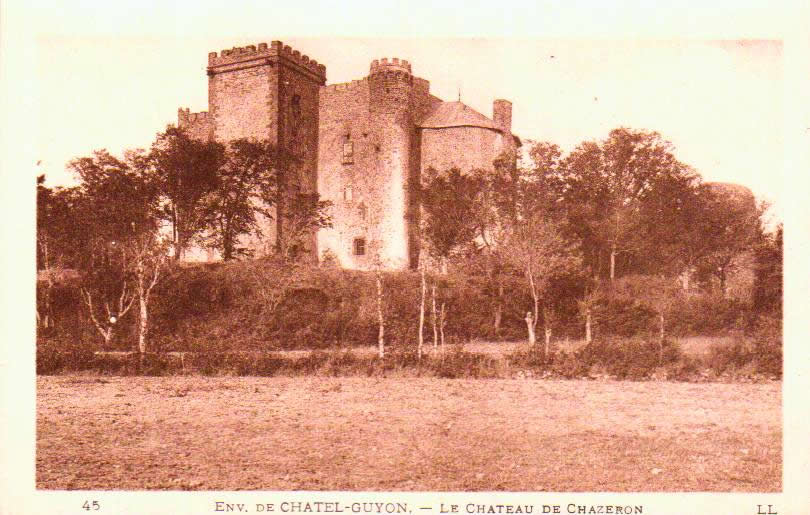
[{"x1": 82, "y1": 500, "x2": 100, "y2": 511}]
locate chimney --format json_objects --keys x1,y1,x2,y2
[{"x1": 493, "y1": 99, "x2": 512, "y2": 133}]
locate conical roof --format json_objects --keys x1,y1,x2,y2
[{"x1": 418, "y1": 101, "x2": 502, "y2": 131}]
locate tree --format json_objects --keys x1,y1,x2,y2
[
  {"x1": 752, "y1": 224, "x2": 782, "y2": 317},
  {"x1": 692, "y1": 183, "x2": 762, "y2": 295},
  {"x1": 199, "y1": 139, "x2": 278, "y2": 260},
  {"x1": 420, "y1": 167, "x2": 484, "y2": 272},
  {"x1": 127, "y1": 233, "x2": 169, "y2": 355},
  {"x1": 467, "y1": 152, "x2": 522, "y2": 334},
  {"x1": 37, "y1": 177, "x2": 84, "y2": 329},
  {"x1": 144, "y1": 127, "x2": 224, "y2": 260},
  {"x1": 507, "y1": 215, "x2": 582, "y2": 357},
  {"x1": 613, "y1": 274, "x2": 683, "y2": 365},
  {"x1": 67, "y1": 150, "x2": 165, "y2": 352},
  {"x1": 558, "y1": 128, "x2": 698, "y2": 281},
  {"x1": 277, "y1": 190, "x2": 333, "y2": 262}
]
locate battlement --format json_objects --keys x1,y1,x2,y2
[
  {"x1": 177, "y1": 108, "x2": 210, "y2": 126},
  {"x1": 322, "y1": 78, "x2": 369, "y2": 93},
  {"x1": 208, "y1": 40, "x2": 326, "y2": 79},
  {"x1": 370, "y1": 58, "x2": 412, "y2": 76}
]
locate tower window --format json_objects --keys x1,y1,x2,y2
[
  {"x1": 342, "y1": 141, "x2": 354, "y2": 164},
  {"x1": 343, "y1": 185, "x2": 353, "y2": 201},
  {"x1": 353, "y1": 238, "x2": 366, "y2": 256},
  {"x1": 358, "y1": 202, "x2": 367, "y2": 221}
]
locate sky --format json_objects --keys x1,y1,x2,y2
[{"x1": 34, "y1": 36, "x2": 784, "y2": 224}]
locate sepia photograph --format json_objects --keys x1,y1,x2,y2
[{"x1": 2, "y1": 1, "x2": 808, "y2": 514}]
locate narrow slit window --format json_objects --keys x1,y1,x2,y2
[{"x1": 342, "y1": 141, "x2": 354, "y2": 164}]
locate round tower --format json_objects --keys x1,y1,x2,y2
[{"x1": 367, "y1": 58, "x2": 415, "y2": 269}]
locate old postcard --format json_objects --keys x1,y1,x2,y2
[{"x1": 2, "y1": 1, "x2": 808, "y2": 514}]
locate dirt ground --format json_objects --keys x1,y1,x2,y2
[{"x1": 36, "y1": 375, "x2": 781, "y2": 491}]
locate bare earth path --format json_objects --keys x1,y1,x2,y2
[{"x1": 36, "y1": 376, "x2": 781, "y2": 491}]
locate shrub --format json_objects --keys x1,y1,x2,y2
[
  {"x1": 592, "y1": 297, "x2": 656, "y2": 338},
  {"x1": 578, "y1": 336, "x2": 683, "y2": 380},
  {"x1": 705, "y1": 315, "x2": 781, "y2": 379},
  {"x1": 433, "y1": 349, "x2": 501, "y2": 379},
  {"x1": 37, "y1": 336, "x2": 97, "y2": 375}
]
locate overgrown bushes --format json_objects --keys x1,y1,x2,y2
[
  {"x1": 37, "y1": 333, "x2": 780, "y2": 381},
  {"x1": 37, "y1": 261, "x2": 781, "y2": 381}
]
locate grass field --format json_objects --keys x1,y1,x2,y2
[
  {"x1": 253, "y1": 335, "x2": 731, "y2": 359},
  {"x1": 36, "y1": 375, "x2": 780, "y2": 491}
]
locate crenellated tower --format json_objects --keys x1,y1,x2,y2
[
  {"x1": 179, "y1": 41, "x2": 514, "y2": 269},
  {"x1": 367, "y1": 58, "x2": 418, "y2": 269},
  {"x1": 202, "y1": 41, "x2": 327, "y2": 255}
]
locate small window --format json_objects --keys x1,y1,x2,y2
[
  {"x1": 291, "y1": 94, "x2": 301, "y2": 112},
  {"x1": 353, "y1": 238, "x2": 366, "y2": 256},
  {"x1": 342, "y1": 141, "x2": 354, "y2": 164},
  {"x1": 343, "y1": 185, "x2": 353, "y2": 201},
  {"x1": 357, "y1": 202, "x2": 367, "y2": 221}
]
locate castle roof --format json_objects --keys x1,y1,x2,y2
[{"x1": 418, "y1": 101, "x2": 503, "y2": 132}]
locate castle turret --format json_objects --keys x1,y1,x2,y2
[{"x1": 367, "y1": 58, "x2": 416, "y2": 269}]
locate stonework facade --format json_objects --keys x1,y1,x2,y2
[{"x1": 178, "y1": 41, "x2": 517, "y2": 270}]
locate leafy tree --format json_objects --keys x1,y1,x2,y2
[
  {"x1": 196, "y1": 139, "x2": 331, "y2": 262},
  {"x1": 420, "y1": 167, "x2": 484, "y2": 273},
  {"x1": 67, "y1": 150, "x2": 166, "y2": 352},
  {"x1": 277, "y1": 190, "x2": 333, "y2": 263},
  {"x1": 506, "y1": 215, "x2": 581, "y2": 356},
  {"x1": 692, "y1": 183, "x2": 763, "y2": 295},
  {"x1": 143, "y1": 127, "x2": 225, "y2": 260},
  {"x1": 558, "y1": 128, "x2": 698, "y2": 281},
  {"x1": 37, "y1": 177, "x2": 84, "y2": 329},
  {"x1": 198, "y1": 139, "x2": 278, "y2": 260},
  {"x1": 753, "y1": 224, "x2": 782, "y2": 317},
  {"x1": 612, "y1": 274, "x2": 684, "y2": 364}
]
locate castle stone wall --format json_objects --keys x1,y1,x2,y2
[
  {"x1": 420, "y1": 126, "x2": 508, "y2": 174},
  {"x1": 177, "y1": 109, "x2": 213, "y2": 141},
  {"x1": 209, "y1": 65, "x2": 277, "y2": 143},
  {"x1": 317, "y1": 80, "x2": 374, "y2": 269},
  {"x1": 178, "y1": 43, "x2": 513, "y2": 269}
]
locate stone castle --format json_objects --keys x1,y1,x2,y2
[{"x1": 178, "y1": 41, "x2": 518, "y2": 270}]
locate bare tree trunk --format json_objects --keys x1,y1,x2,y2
[
  {"x1": 431, "y1": 284, "x2": 438, "y2": 350},
  {"x1": 439, "y1": 302, "x2": 446, "y2": 352},
  {"x1": 494, "y1": 281, "x2": 503, "y2": 334},
  {"x1": 610, "y1": 243, "x2": 616, "y2": 282},
  {"x1": 172, "y1": 203, "x2": 180, "y2": 261},
  {"x1": 418, "y1": 267, "x2": 426, "y2": 359},
  {"x1": 138, "y1": 296, "x2": 148, "y2": 354},
  {"x1": 585, "y1": 309, "x2": 592, "y2": 344},
  {"x1": 525, "y1": 311, "x2": 536, "y2": 347},
  {"x1": 658, "y1": 312, "x2": 665, "y2": 366},
  {"x1": 376, "y1": 272, "x2": 385, "y2": 359}
]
